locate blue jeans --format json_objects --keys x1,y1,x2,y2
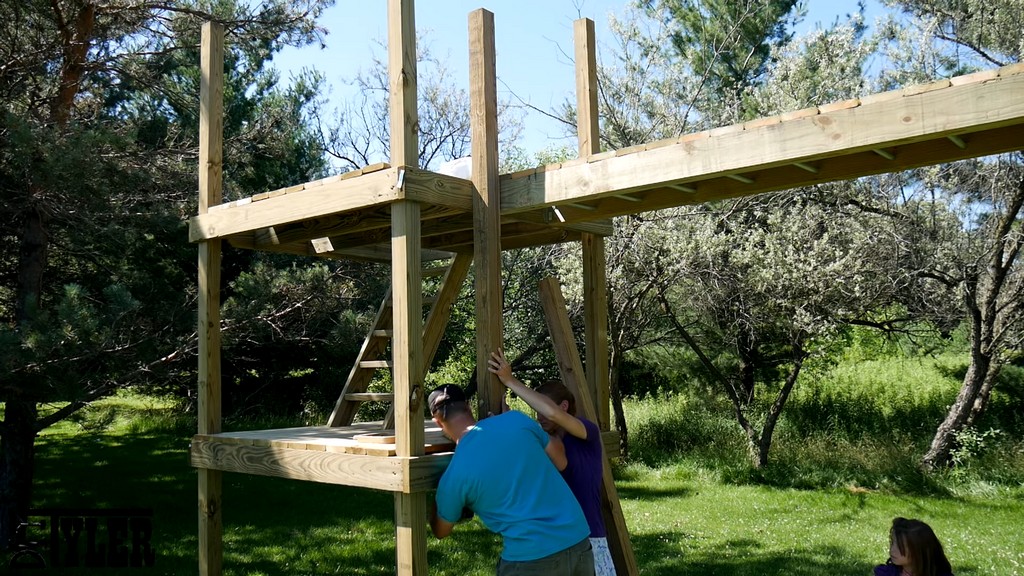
[{"x1": 496, "y1": 538, "x2": 594, "y2": 576}]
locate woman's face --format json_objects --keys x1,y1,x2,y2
[
  {"x1": 536, "y1": 412, "x2": 558, "y2": 434},
  {"x1": 889, "y1": 534, "x2": 909, "y2": 567}
]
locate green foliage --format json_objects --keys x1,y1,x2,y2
[
  {"x1": 641, "y1": 0, "x2": 806, "y2": 120},
  {"x1": 0, "y1": 283, "x2": 152, "y2": 403},
  {"x1": 628, "y1": 352, "x2": 1024, "y2": 493},
  {"x1": 629, "y1": 393, "x2": 749, "y2": 468},
  {"x1": 950, "y1": 427, "x2": 1003, "y2": 470}
]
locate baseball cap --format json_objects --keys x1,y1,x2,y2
[{"x1": 428, "y1": 383, "x2": 466, "y2": 415}]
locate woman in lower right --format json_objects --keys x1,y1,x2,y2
[{"x1": 874, "y1": 517, "x2": 954, "y2": 576}]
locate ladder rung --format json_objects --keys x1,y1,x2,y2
[
  {"x1": 345, "y1": 392, "x2": 394, "y2": 402},
  {"x1": 371, "y1": 329, "x2": 393, "y2": 338},
  {"x1": 359, "y1": 360, "x2": 393, "y2": 369}
]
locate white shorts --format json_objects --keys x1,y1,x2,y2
[{"x1": 590, "y1": 537, "x2": 616, "y2": 576}]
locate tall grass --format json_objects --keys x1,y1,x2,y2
[{"x1": 626, "y1": 352, "x2": 1024, "y2": 497}]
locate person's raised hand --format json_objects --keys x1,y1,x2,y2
[{"x1": 487, "y1": 349, "x2": 513, "y2": 385}]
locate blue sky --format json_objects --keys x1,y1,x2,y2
[{"x1": 272, "y1": 1, "x2": 883, "y2": 161}]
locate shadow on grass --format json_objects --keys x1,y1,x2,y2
[
  {"x1": 634, "y1": 531, "x2": 876, "y2": 576},
  {"x1": 31, "y1": 430, "x2": 432, "y2": 575},
  {"x1": 616, "y1": 483, "x2": 698, "y2": 501}
]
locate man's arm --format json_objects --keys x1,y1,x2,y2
[
  {"x1": 429, "y1": 500, "x2": 455, "y2": 539},
  {"x1": 544, "y1": 433, "x2": 568, "y2": 471}
]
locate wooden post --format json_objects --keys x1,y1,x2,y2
[
  {"x1": 469, "y1": 9, "x2": 503, "y2": 419},
  {"x1": 197, "y1": 21, "x2": 224, "y2": 576},
  {"x1": 574, "y1": 18, "x2": 611, "y2": 431},
  {"x1": 388, "y1": 1, "x2": 427, "y2": 575},
  {"x1": 539, "y1": 277, "x2": 640, "y2": 576}
]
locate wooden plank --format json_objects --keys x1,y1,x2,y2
[
  {"x1": 575, "y1": 18, "x2": 612, "y2": 433},
  {"x1": 190, "y1": 438, "x2": 451, "y2": 492},
  {"x1": 387, "y1": 1, "x2": 426, "y2": 573},
  {"x1": 469, "y1": 8, "x2": 505, "y2": 419},
  {"x1": 575, "y1": 18, "x2": 600, "y2": 159},
  {"x1": 583, "y1": 232, "x2": 610, "y2": 429},
  {"x1": 539, "y1": 277, "x2": 639, "y2": 576},
  {"x1": 194, "y1": 422, "x2": 452, "y2": 447},
  {"x1": 354, "y1": 433, "x2": 397, "y2": 444},
  {"x1": 333, "y1": 245, "x2": 455, "y2": 263},
  {"x1": 422, "y1": 253, "x2": 473, "y2": 374},
  {"x1": 346, "y1": 392, "x2": 395, "y2": 402},
  {"x1": 391, "y1": 201, "x2": 424, "y2": 458},
  {"x1": 401, "y1": 167, "x2": 474, "y2": 210},
  {"x1": 189, "y1": 168, "x2": 401, "y2": 242},
  {"x1": 197, "y1": 21, "x2": 224, "y2": 576},
  {"x1": 533, "y1": 123, "x2": 1022, "y2": 223},
  {"x1": 499, "y1": 69, "x2": 1024, "y2": 215}
]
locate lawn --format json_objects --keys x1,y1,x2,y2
[{"x1": 15, "y1": 386, "x2": 1024, "y2": 576}]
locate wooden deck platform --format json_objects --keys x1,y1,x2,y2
[
  {"x1": 187, "y1": 62, "x2": 1024, "y2": 264},
  {"x1": 191, "y1": 420, "x2": 454, "y2": 492},
  {"x1": 190, "y1": 420, "x2": 620, "y2": 493}
]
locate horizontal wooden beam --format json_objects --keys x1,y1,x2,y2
[
  {"x1": 189, "y1": 167, "x2": 474, "y2": 243},
  {"x1": 567, "y1": 123, "x2": 1023, "y2": 219},
  {"x1": 190, "y1": 168, "x2": 403, "y2": 242},
  {"x1": 191, "y1": 438, "x2": 451, "y2": 492},
  {"x1": 499, "y1": 64, "x2": 1024, "y2": 216}
]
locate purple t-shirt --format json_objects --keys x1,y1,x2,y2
[
  {"x1": 874, "y1": 562, "x2": 953, "y2": 576},
  {"x1": 874, "y1": 564, "x2": 900, "y2": 576},
  {"x1": 561, "y1": 417, "x2": 606, "y2": 538}
]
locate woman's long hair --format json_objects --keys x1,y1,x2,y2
[{"x1": 890, "y1": 517, "x2": 953, "y2": 576}]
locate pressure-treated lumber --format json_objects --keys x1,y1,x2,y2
[
  {"x1": 387, "y1": 1, "x2": 427, "y2": 574},
  {"x1": 188, "y1": 167, "x2": 468, "y2": 243},
  {"x1": 501, "y1": 63, "x2": 1024, "y2": 220},
  {"x1": 197, "y1": 21, "x2": 224, "y2": 576},
  {"x1": 191, "y1": 422, "x2": 454, "y2": 492},
  {"x1": 189, "y1": 4, "x2": 1024, "y2": 575},
  {"x1": 469, "y1": 8, "x2": 505, "y2": 419},
  {"x1": 539, "y1": 277, "x2": 640, "y2": 576},
  {"x1": 188, "y1": 163, "x2": 612, "y2": 257},
  {"x1": 576, "y1": 18, "x2": 611, "y2": 431}
]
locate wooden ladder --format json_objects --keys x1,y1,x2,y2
[{"x1": 327, "y1": 252, "x2": 473, "y2": 428}]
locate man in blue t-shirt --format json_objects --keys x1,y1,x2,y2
[{"x1": 428, "y1": 383, "x2": 593, "y2": 576}]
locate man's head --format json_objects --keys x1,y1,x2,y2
[{"x1": 428, "y1": 383, "x2": 469, "y2": 423}]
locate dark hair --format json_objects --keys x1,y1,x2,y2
[
  {"x1": 428, "y1": 384, "x2": 469, "y2": 421},
  {"x1": 890, "y1": 517, "x2": 952, "y2": 576},
  {"x1": 535, "y1": 380, "x2": 577, "y2": 416}
]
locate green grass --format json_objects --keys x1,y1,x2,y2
[
  {"x1": 11, "y1": 348, "x2": 1024, "y2": 576},
  {"x1": 616, "y1": 461, "x2": 1023, "y2": 576}
]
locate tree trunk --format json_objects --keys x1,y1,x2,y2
[
  {"x1": 922, "y1": 175, "x2": 1023, "y2": 470},
  {"x1": 737, "y1": 331, "x2": 758, "y2": 406},
  {"x1": 608, "y1": 344, "x2": 629, "y2": 461},
  {"x1": 921, "y1": 352, "x2": 991, "y2": 469},
  {"x1": 14, "y1": 207, "x2": 49, "y2": 322},
  {"x1": 965, "y1": 363, "x2": 1002, "y2": 428},
  {"x1": 0, "y1": 401, "x2": 39, "y2": 552},
  {"x1": 753, "y1": 347, "x2": 805, "y2": 468},
  {"x1": 0, "y1": 3, "x2": 98, "y2": 551}
]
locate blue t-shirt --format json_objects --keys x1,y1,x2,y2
[
  {"x1": 562, "y1": 417, "x2": 606, "y2": 538},
  {"x1": 435, "y1": 410, "x2": 590, "y2": 561}
]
